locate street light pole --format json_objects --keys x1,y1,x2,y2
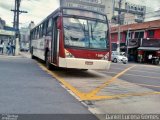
[
  {"x1": 117, "y1": 26, "x2": 121, "y2": 53},
  {"x1": 116, "y1": 0, "x2": 122, "y2": 53},
  {"x1": 126, "y1": 28, "x2": 130, "y2": 57}
]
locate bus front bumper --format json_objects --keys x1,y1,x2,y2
[{"x1": 59, "y1": 57, "x2": 111, "y2": 70}]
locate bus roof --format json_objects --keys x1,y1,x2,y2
[{"x1": 31, "y1": 7, "x2": 107, "y2": 30}]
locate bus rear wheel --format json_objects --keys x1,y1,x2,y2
[{"x1": 31, "y1": 47, "x2": 35, "y2": 59}]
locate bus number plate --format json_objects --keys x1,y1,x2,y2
[{"x1": 85, "y1": 61, "x2": 93, "y2": 65}]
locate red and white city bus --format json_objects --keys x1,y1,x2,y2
[{"x1": 30, "y1": 7, "x2": 111, "y2": 70}]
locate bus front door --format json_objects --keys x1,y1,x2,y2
[{"x1": 51, "y1": 18, "x2": 58, "y2": 65}]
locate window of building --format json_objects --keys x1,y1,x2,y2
[
  {"x1": 148, "y1": 30, "x2": 154, "y2": 38},
  {"x1": 141, "y1": 8, "x2": 144, "y2": 11},
  {"x1": 111, "y1": 35, "x2": 114, "y2": 40},
  {"x1": 112, "y1": 43, "x2": 117, "y2": 51}
]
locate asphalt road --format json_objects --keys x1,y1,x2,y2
[
  {"x1": 0, "y1": 56, "x2": 98, "y2": 120},
  {"x1": 100, "y1": 62, "x2": 160, "y2": 92}
]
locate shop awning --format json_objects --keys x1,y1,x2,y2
[
  {"x1": 0, "y1": 29, "x2": 15, "y2": 36},
  {"x1": 138, "y1": 47, "x2": 160, "y2": 51}
]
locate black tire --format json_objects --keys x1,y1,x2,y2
[
  {"x1": 81, "y1": 69, "x2": 88, "y2": 71},
  {"x1": 113, "y1": 58, "x2": 117, "y2": 63},
  {"x1": 31, "y1": 54, "x2": 35, "y2": 59},
  {"x1": 155, "y1": 60, "x2": 159, "y2": 65},
  {"x1": 31, "y1": 47, "x2": 35, "y2": 59},
  {"x1": 123, "y1": 61, "x2": 127, "y2": 64}
]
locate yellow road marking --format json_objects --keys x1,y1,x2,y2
[
  {"x1": 106, "y1": 72, "x2": 160, "y2": 80},
  {"x1": 140, "y1": 64, "x2": 160, "y2": 68},
  {"x1": 135, "y1": 83, "x2": 160, "y2": 88},
  {"x1": 82, "y1": 92, "x2": 160, "y2": 101},
  {"x1": 85, "y1": 65, "x2": 136, "y2": 97},
  {"x1": 111, "y1": 67, "x2": 160, "y2": 74},
  {"x1": 37, "y1": 63, "x2": 88, "y2": 100},
  {"x1": 37, "y1": 63, "x2": 160, "y2": 101},
  {"x1": 119, "y1": 81, "x2": 160, "y2": 88}
]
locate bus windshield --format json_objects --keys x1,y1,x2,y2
[{"x1": 63, "y1": 17, "x2": 109, "y2": 50}]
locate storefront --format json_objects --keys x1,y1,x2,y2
[
  {"x1": 0, "y1": 29, "x2": 15, "y2": 52},
  {"x1": 137, "y1": 39, "x2": 160, "y2": 64},
  {"x1": 127, "y1": 38, "x2": 140, "y2": 61}
]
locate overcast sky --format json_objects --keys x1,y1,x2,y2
[
  {"x1": 0, "y1": 0, "x2": 160, "y2": 27},
  {"x1": 0, "y1": 0, "x2": 59, "y2": 27}
]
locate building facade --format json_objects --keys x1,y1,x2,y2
[
  {"x1": 0, "y1": 17, "x2": 15, "y2": 52},
  {"x1": 113, "y1": 0, "x2": 146, "y2": 25},
  {"x1": 20, "y1": 21, "x2": 35, "y2": 50},
  {"x1": 111, "y1": 20, "x2": 160, "y2": 63}
]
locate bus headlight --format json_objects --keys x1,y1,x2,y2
[
  {"x1": 65, "y1": 49, "x2": 75, "y2": 58},
  {"x1": 101, "y1": 54, "x2": 109, "y2": 60}
]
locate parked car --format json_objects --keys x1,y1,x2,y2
[
  {"x1": 111, "y1": 51, "x2": 128, "y2": 64},
  {"x1": 20, "y1": 46, "x2": 29, "y2": 52}
]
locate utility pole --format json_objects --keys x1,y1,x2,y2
[
  {"x1": 117, "y1": 0, "x2": 122, "y2": 53},
  {"x1": 117, "y1": 26, "x2": 121, "y2": 53},
  {"x1": 126, "y1": 28, "x2": 130, "y2": 57},
  {"x1": 11, "y1": 0, "x2": 28, "y2": 55},
  {"x1": 118, "y1": 0, "x2": 122, "y2": 25}
]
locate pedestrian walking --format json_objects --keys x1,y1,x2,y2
[
  {"x1": 11, "y1": 42, "x2": 15, "y2": 55},
  {"x1": 148, "y1": 54, "x2": 152, "y2": 63},
  {"x1": 6, "y1": 42, "x2": 11, "y2": 55},
  {"x1": 0, "y1": 40, "x2": 5, "y2": 54}
]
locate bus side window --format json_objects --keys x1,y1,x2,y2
[
  {"x1": 37, "y1": 26, "x2": 40, "y2": 39},
  {"x1": 42, "y1": 22, "x2": 47, "y2": 36},
  {"x1": 39, "y1": 24, "x2": 43, "y2": 38},
  {"x1": 33, "y1": 30, "x2": 36, "y2": 39},
  {"x1": 35, "y1": 28, "x2": 37, "y2": 39},
  {"x1": 47, "y1": 18, "x2": 52, "y2": 36},
  {"x1": 36, "y1": 27, "x2": 39, "y2": 39},
  {"x1": 32, "y1": 30, "x2": 34, "y2": 39},
  {"x1": 32, "y1": 31, "x2": 34, "y2": 39}
]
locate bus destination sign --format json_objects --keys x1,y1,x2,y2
[{"x1": 60, "y1": 0, "x2": 106, "y2": 13}]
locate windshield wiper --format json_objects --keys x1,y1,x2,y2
[
  {"x1": 91, "y1": 20, "x2": 98, "y2": 32},
  {"x1": 73, "y1": 18, "x2": 87, "y2": 32}
]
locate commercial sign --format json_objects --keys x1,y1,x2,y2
[
  {"x1": 0, "y1": 29, "x2": 15, "y2": 36},
  {"x1": 142, "y1": 39, "x2": 160, "y2": 47},
  {"x1": 125, "y1": 2, "x2": 146, "y2": 15},
  {"x1": 128, "y1": 39, "x2": 139, "y2": 48},
  {"x1": 60, "y1": 0, "x2": 105, "y2": 13}
]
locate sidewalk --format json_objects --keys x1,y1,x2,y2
[
  {"x1": 0, "y1": 52, "x2": 30, "y2": 59},
  {"x1": 0, "y1": 54, "x2": 21, "y2": 58},
  {"x1": 0, "y1": 54, "x2": 98, "y2": 120},
  {"x1": 19, "y1": 51, "x2": 31, "y2": 58}
]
